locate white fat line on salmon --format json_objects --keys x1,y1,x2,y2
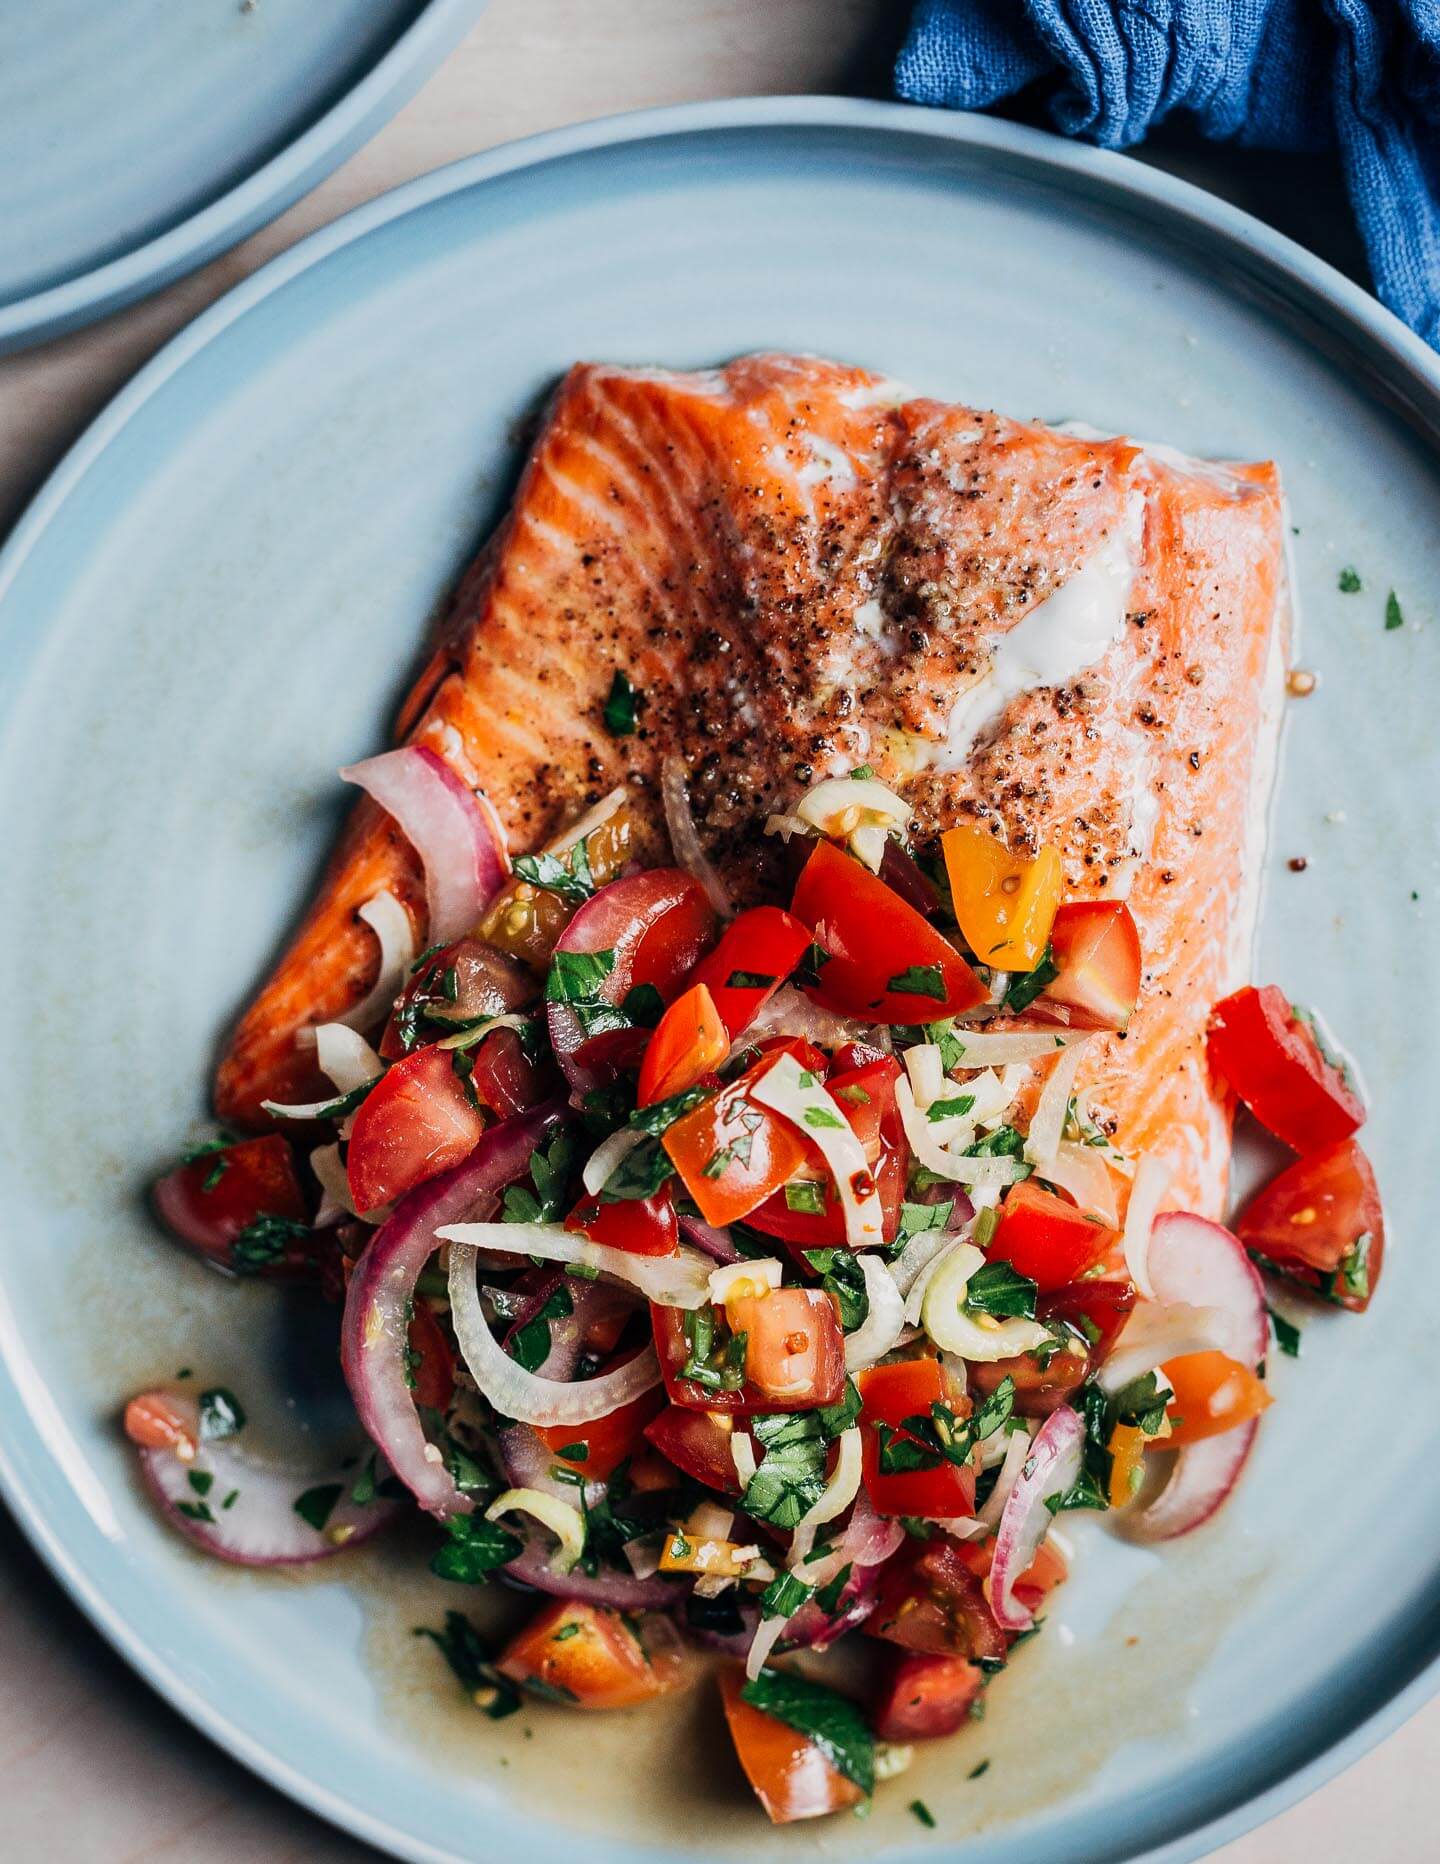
[{"x1": 920, "y1": 492, "x2": 1145, "y2": 772}]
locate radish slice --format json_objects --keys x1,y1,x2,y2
[
  {"x1": 341, "y1": 745, "x2": 509, "y2": 946},
  {"x1": 990, "y1": 1407, "x2": 1084, "y2": 1631},
  {"x1": 501, "y1": 1533, "x2": 682, "y2": 1608},
  {"x1": 1127, "y1": 1420, "x2": 1260, "y2": 1542},
  {"x1": 133, "y1": 1394, "x2": 398, "y2": 1566},
  {"x1": 341, "y1": 1101, "x2": 567, "y2": 1519},
  {"x1": 1146, "y1": 1212, "x2": 1269, "y2": 1367},
  {"x1": 448, "y1": 1244, "x2": 662, "y2": 1427}
]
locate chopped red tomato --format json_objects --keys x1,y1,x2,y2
[
  {"x1": 1234, "y1": 1138, "x2": 1383, "y2": 1312},
  {"x1": 537, "y1": 1385, "x2": 664, "y2": 1480},
  {"x1": 565, "y1": 1186, "x2": 679, "y2": 1257},
  {"x1": 987, "y1": 1180, "x2": 1117, "y2": 1290},
  {"x1": 637, "y1": 982, "x2": 729, "y2": 1106},
  {"x1": 407, "y1": 1299, "x2": 456, "y2": 1411},
  {"x1": 867, "y1": 1538, "x2": 1005, "y2": 1664},
  {"x1": 1159, "y1": 1351, "x2": 1272, "y2": 1447},
  {"x1": 940, "y1": 824, "x2": 1062, "y2": 972},
  {"x1": 469, "y1": 1025, "x2": 554, "y2": 1118},
  {"x1": 792, "y1": 840, "x2": 986, "y2": 1023},
  {"x1": 747, "y1": 1056, "x2": 906, "y2": 1246},
  {"x1": 1208, "y1": 985, "x2": 1364, "y2": 1154},
  {"x1": 643, "y1": 1403, "x2": 745, "y2": 1495},
  {"x1": 685, "y1": 906, "x2": 812, "y2": 1040},
  {"x1": 969, "y1": 1279, "x2": 1137, "y2": 1418},
  {"x1": 856, "y1": 1359, "x2": 975, "y2": 1519},
  {"x1": 345, "y1": 1044, "x2": 483, "y2": 1213},
  {"x1": 729, "y1": 1286, "x2": 846, "y2": 1408},
  {"x1": 497, "y1": 1599, "x2": 689, "y2": 1710},
  {"x1": 662, "y1": 1046, "x2": 811, "y2": 1226},
  {"x1": 151, "y1": 1134, "x2": 313, "y2": 1277},
  {"x1": 1035, "y1": 900, "x2": 1142, "y2": 1030},
  {"x1": 873, "y1": 1652, "x2": 985, "y2": 1742},
  {"x1": 952, "y1": 1532, "x2": 1069, "y2": 1617},
  {"x1": 652, "y1": 1288, "x2": 845, "y2": 1414},
  {"x1": 718, "y1": 1666, "x2": 865, "y2": 1824},
  {"x1": 379, "y1": 937, "x2": 534, "y2": 1060}
]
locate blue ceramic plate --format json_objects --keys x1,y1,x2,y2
[
  {"x1": 0, "y1": 99, "x2": 1436, "y2": 1864},
  {"x1": 0, "y1": 0, "x2": 486, "y2": 353}
]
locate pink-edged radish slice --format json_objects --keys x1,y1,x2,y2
[
  {"x1": 341, "y1": 745, "x2": 509, "y2": 946},
  {"x1": 990, "y1": 1407, "x2": 1084, "y2": 1632},
  {"x1": 126, "y1": 1392, "x2": 398, "y2": 1566},
  {"x1": 1145, "y1": 1212, "x2": 1269, "y2": 1367},
  {"x1": 1127, "y1": 1419, "x2": 1260, "y2": 1542}
]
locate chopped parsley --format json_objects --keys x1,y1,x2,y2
[
  {"x1": 294, "y1": 1484, "x2": 344, "y2": 1534},
  {"x1": 726, "y1": 969, "x2": 776, "y2": 990},
  {"x1": 802, "y1": 1105, "x2": 845, "y2": 1130},
  {"x1": 802, "y1": 1247, "x2": 869, "y2": 1331},
  {"x1": 910, "y1": 1799, "x2": 937, "y2": 1827},
  {"x1": 1321, "y1": 1232, "x2": 1372, "y2": 1305},
  {"x1": 1004, "y1": 946, "x2": 1059, "y2": 1013},
  {"x1": 545, "y1": 946, "x2": 616, "y2": 1003},
  {"x1": 508, "y1": 1284, "x2": 574, "y2": 1373},
  {"x1": 928, "y1": 1093, "x2": 975, "y2": 1122},
  {"x1": 501, "y1": 1129, "x2": 578, "y2": 1224},
  {"x1": 513, "y1": 838, "x2": 595, "y2": 904},
  {"x1": 785, "y1": 1179, "x2": 828, "y2": 1215},
  {"x1": 1385, "y1": 590, "x2": 1405, "y2": 631},
  {"x1": 742, "y1": 1668, "x2": 875, "y2": 1795},
  {"x1": 198, "y1": 1388, "x2": 246, "y2": 1441},
  {"x1": 742, "y1": 1401, "x2": 855, "y2": 1528},
  {"x1": 430, "y1": 1512, "x2": 523, "y2": 1584},
  {"x1": 414, "y1": 1611, "x2": 522, "y2": 1718},
  {"x1": 601, "y1": 1134, "x2": 677, "y2": 1202},
  {"x1": 759, "y1": 1568, "x2": 815, "y2": 1621},
  {"x1": 1267, "y1": 1306, "x2": 1302, "y2": 1358},
  {"x1": 887, "y1": 963, "x2": 946, "y2": 999},
  {"x1": 602, "y1": 668, "x2": 640, "y2": 735},
  {"x1": 1338, "y1": 565, "x2": 1361, "y2": 593},
  {"x1": 963, "y1": 1261, "x2": 1039, "y2": 1320},
  {"x1": 230, "y1": 1214, "x2": 308, "y2": 1276},
  {"x1": 627, "y1": 1083, "x2": 712, "y2": 1137}
]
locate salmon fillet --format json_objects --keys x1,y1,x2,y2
[{"x1": 215, "y1": 354, "x2": 1287, "y2": 1216}]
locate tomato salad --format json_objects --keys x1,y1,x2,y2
[{"x1": 130, "y1": 756, "x2": 1383, "y2": 1824}]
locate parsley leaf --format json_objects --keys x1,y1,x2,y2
[
  {"x1": 602, "y1": 669, "x2": 640, "y2": 735},
  {"x1": 230, "y1": 1214, "x2": 308, "y2": 1276},
  {"x1": 414, "y1": 1612, "x2": 522, "y2": 1718},
  {"x1": 513, "y1": 839, "x2": 595, "y2": 904},
  {"x1": 741, "y1": 1669, "x2": 875, "y2": 1795},
  {"x1": 546, "y1": 947, "x2": 616, "y2": 1003},
  {"x1": 887, "y1": 963, "x2": 945, "y2": 999},
  {"x1": 601, "y1": 1134, "x2": 677, "y2": 1202},
  {"x1": 785, "y1": 1179, "x2": 828, "y2": 1215},
  {"x1": 501, "y1": 1130, "x2": 577, "y2": 1224},
  {"x1": 964, "y1": 1261, "x2": 1039, "y2": 1320},
  {"x1": 1267, "y1": 1305, "x2": 1302, "y2": 1358},
  {"x1": 802, "y1": 1106, "x2": 845, "y2": 1130},
  {"x1": 430, "y1": 1513, "x2": 523, "y2": 1584},
  {"x1": 1385, "y1": 590, "x2": 1405, "y2": 631},
  {"x1": 1338, "y1": 565, "x2": 1361, "y2": 593},
  {"x1": 627, "y1": 1083, "x2": 712, "y2": 1137},
  {"x1": 1003, "y1": 946, "x2": 1059, "y2": 1013},
  {"x1": 801, "y1": 1247, "x2": 869, "y2": 1331},
  {"x1": 294, "y1": 1484, "x2": 344, "y2": 1533}
]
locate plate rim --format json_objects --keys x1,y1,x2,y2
[
  {"x1": 1, "y1": 93, "x2": 1438, "y2": 1864},
  {"x1": 0, "y1": 0, "x2": 489, "y2": 355}
]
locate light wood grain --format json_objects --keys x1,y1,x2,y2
[{"x1": 0, "y1": 1, "x2": 1431, "y2": 1857}]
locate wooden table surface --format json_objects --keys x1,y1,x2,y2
[{"x1": 0, "y1": 2, "x2": 1430, "y2": 1858}]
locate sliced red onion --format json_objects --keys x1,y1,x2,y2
[
  {"x1": 341, "y1": 1101, "x2": 566, "y2": 1519},
  {"x1": 341, "y1": 745, "x2": 509, "y2": 947},
  {"x1": 1146, "y1": 1212, "x2": 1269, "y2": 1367},
  {"x1": 678, "y1": 1214, "x2": 741, "y2": 1264},
  {"x1": 661, "y1": 754, "x2": 733, "y2": 916},
  {"x1": 502, "y1": 1534, "x2": 683, "y2": 1608},
  {"x1": 783, "y1": 1556, "x2": 884, "y2": 1652},
  {"x1": 686, "y1": 1599, "x2": 762, "y2": 1657},
  {"x1": 978, "y1": 1424, "x2": 1035, "y2": 1531},
  {"x1": 990, "y1": 1407, "x2": 1083, "y2": 1632},
  {"x1": 448, "y1": 1243, "x2": 662, "y2": 1427},
  {"x1": 133, "y1": 1394, "x2": 398, "y2": 1566},
  {"x1": 1127, "y1": 1419, "x2": 1260, "y2": 1542},
  {"x1": 744, "y1": 984, "x2": 876, "y2": 1051},
  {"x1": 437, "y1": 1219, "x2": 712, "y2": 1307},
  {"x1": 338, "y1": 894, "x2": 416, "y2": 1036}
]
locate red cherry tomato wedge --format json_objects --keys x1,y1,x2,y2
[
  {"x1": 151, "y1": 1134, "x2": 313, "y2": 1277},
  {"x1": 867, "y1": 1537, "x2": 1005, "y2": 1664},
  {"x1": 345, "y1": 1044, "x2": 484, "y2": 1214},
  {"x1": 873, "y1": 1652, "x2": 985, "y2": 1742},
  {"x1": 685, "y1": 906, "x2": 813, "y2": 1040},
  {"x1": 717, "y1": 1667, "x2": 865, "y2": 1825},
  {"x1": 747, "y1": 1056, "x2": 906, "y2": 1246},
  {"x1": 1234, "y1": 1138, "x2": 1383, "y2": 1311},
  {"x1": 537, "y1": 1384, "x2": 665, "y2": 1480},
  {"x1": 969, "y1": 1279, "x2": 1138, "y2": 1418},
  {"x1": 637, "y1": 982, "x2": 729, "y2": 1106},
  {"x1": 643, "y1": 1403, "x2": 746, "y2": 1495},
  {"x1": 1208, "y1": 985, "x2": 1364, "y2": 1154},
  {"x1": 469, "y1": 1025, "x2": 555, "y2": 1118},
  {"x1": 791, "y1": 840, "x2": 986, "y2": 1023},
  {"x1": 661, "y1": 1046, "x2": 812, "y2": 1227},
  {"x1": 1035, "y1": 900, "x2": 1142, "y2": 1030},
  {"x1": 987, "y1": 1180, "x2": 1118, "y2": 1290},
  {"x1": 498, "y1": 1599, "x2": 689, "y2": 1710},
  {"x1": 856, "y1": 1359, "x2": 975, "y2": 1519},
  {"x1": 565, "y1": 1184, "x2": 679, "y2": 1257}
]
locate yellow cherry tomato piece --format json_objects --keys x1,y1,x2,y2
[
  {"x1": 1158, "y1": 1351, "x2": 1272, "y2": 1448},
  {"x1": 941, "y1": 826, "x2": 1063, "y2": 973},
  {"x1": 1107, "y1": 1421, "x2": 1149, "y2": 1507}
]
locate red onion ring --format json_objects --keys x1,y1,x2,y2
[
  {"x1": 341, "y1": 1100, "x2": 567, "y2": 1519},
  {"x1": 677, "y1": 1214, "x2": 741, "y2": 1264},
  {"x1": 341, "y1": 744, "x2": 509, "y2": 946},
  {"x1": 502, "y1": 1535, "x2": 684, "y2": 1609},
  {"x1": 990, "y1": 1406, "x2": 1083, "y2": 1632},
  {"x1": 133, "y1": 1394, "x2": 398, "y2": 1566}
]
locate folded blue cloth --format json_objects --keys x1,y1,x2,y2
[{"x1": 896, "y1": 1, "x2": 1440, "y2": 349}]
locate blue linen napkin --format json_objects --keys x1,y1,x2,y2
[{"x1": 896, "y1": 1, "x2": 1440, "y2": 349}]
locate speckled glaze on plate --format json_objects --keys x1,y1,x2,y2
[
  {"x1": 0, "y1": 0, "x2": 487, "y2": 353},
  {"x1": 0, "y1": 98, "x2": 1437, "y2": 1864}
]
